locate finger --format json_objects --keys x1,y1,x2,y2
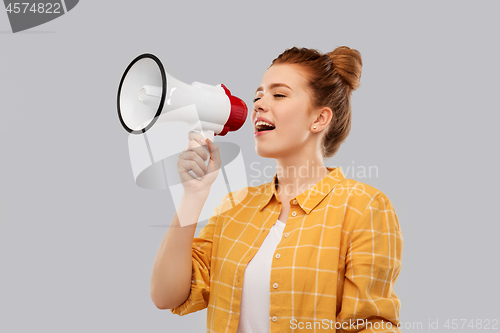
[
  {"x1": 184, "y1": 138, "x2": 205, "y2": 150},
  {"x1": 187, "y1": 131, "x2": 207, "y2": 146},
  {"x1": 179, "y1": 151, "x2": 209, "y2": 174},
  {"x1": 207, "y1": 139, "x2": 221, "y2": 168},
  {"x1": 184, "y1": 137, "x2": 208, "y2": 152},
  {"x1": 190, "y1": 144, "x2": 209, "y2": 162},
  {"x1": 182, "y1": 141, "x2": 208, "y2": 163},
  {"x1": 178, "y1": 159, "x2": 206, "y2": 179}
]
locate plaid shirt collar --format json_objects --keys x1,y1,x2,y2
[{"x1": 259, "y1": 166, "x2": 345, "y2": 214}]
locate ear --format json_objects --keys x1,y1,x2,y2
[{"x1": 311, "y1": 107, "x2": 333, "y2": 132}]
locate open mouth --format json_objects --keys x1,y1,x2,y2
[{"x1": 255, "y1": 121, "x2": 276, "y2": 133}]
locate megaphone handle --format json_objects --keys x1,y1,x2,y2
[{"x1": 187, "y1": 130, "x2": 214, "y2": 180}]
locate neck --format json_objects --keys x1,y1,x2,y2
[{"x1": 275, "y1": 154, "x2": 329, "y2": 200}]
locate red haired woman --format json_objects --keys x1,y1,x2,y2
[{"x1": 151, "y1": 46, "x2": 403, "y2": 333}]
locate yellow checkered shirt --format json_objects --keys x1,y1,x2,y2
[{"x1": 170, "y1": 167, "x2": 403, "y2": 332}]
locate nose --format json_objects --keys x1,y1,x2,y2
[{"x1": 253, "y1": 96, "x2": 268, "y2": 113}]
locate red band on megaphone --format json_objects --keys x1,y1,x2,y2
[{"x1": 219, "y1": 84, "x2": 248, "y2": 136}]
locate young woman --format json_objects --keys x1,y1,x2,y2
[{"x1": 151, "y1": 46, "x2": 403, "y2": 333}]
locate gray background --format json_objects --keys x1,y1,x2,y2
[{"x1": 1, "y1": 1, "x2": 499, "y2": 332}]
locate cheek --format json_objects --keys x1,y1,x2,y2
[
  {"x1": 278, "y1": 111, "x2": 309, "y2": 133},
  {"x1": 278, "y1": 121, "x2": 309, "y2": 142},
  {"x1": 281, "y1": 120, "x2": 301, "y2": 132}
]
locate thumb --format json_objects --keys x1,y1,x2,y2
[{"x1": 207, "y1": 139, "x2": 221, "y2": 170}]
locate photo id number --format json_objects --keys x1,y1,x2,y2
[
  {"x1": 443, "y1": 319, "x2": 498, "y2": 330},
  {"x1": 6, "y1": 3, "x2": 61, "y2": 14}
]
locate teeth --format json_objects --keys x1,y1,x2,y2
[{"x1": 255, "y1": 120, "x2": 275, "y2": 127}]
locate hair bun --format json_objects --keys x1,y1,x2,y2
[{"x1": 327, "y1": 46, "x2": 363, "y2": 91}]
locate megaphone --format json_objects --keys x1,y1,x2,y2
[
  {"x1": 117, "y1": 53, "x2": 247, "y2": 178},
  {"x1": 117, "y1": 53, "x2": 247, "y2": 135}
]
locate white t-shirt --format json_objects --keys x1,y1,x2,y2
[{"x1": 236, "y1": 219, "x2": 286, "y2": 333}]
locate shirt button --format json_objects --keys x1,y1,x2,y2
[
  {"x1": 284, "y1": 233, "x2": 289, "y2": 238},
  {"x1": 273, "y1": 283, "x2": 278, "y2": 289},
  {"x1": 272, "y1": 316, "x2": 278, "y2": 322},
  {"x1": 291, "y1": 211, "x2": 297, "y2": 217},
  {"x1": 275, "y1": 253, "x2": 281, "y2": 259},
  {"x1": 292, "y1": 199, "x2": 297, "y2": 205}
]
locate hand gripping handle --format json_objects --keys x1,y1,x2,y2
[{"x1": 187, "y1": 130, "x2": 214, "y2": 180}]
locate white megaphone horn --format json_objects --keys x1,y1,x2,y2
[{"x1": 117, "y1": 53, "x2": 247, "y2": 179}]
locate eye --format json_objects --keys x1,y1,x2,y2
[{"x1": 253, "y1": 94, "x2": 285, "y2": 103}]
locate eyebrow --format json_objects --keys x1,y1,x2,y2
[{"x1": 255, "y1": 83, "x2": 293, "y2": 94}]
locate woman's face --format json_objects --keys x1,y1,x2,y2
[{"x1": 252, "y1": 64, "x2": 316, "y2": 159}]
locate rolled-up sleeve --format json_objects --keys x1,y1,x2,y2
[
  {"x1": 337, "y1": 193, "x2": 403, "y2": 332},
  {"x1": 169, "y1": 195, "x2": 226, "y2": 316}
]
